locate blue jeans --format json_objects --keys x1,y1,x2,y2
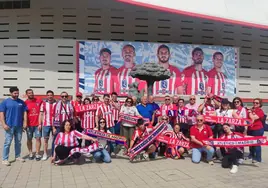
[
  {"x1": 248, "y1": 128, "x2": 264, "y2": 162},
  {"x1": 108, "y1": 127, "x2": 115, "y2": 153},
  {"x1": 26, "y1": 126, "x2": 42, "y2": 140},
  {"x1": 51, "y1": 127, "x2": 61, "y2": 156},
  {"x1": 93, "y1": 149, "x2": 111, "y2": 163},
  {"x1": 192, "y1": 147, "x2": 215, "y2": 163},
  {"x1": 3, "y1": 126, "x2": 23, "y2": 160}
]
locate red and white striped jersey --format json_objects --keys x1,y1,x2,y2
[
  {"x1": 131, "y1": 126, "x2": 154, "y2": 141},
  {"x1": 153, "y1": 65, "x2": 182, "y2": 95},
  {"x1": 182, "y1": 65, "x2": 208, "y2": 95},
  {"x1": 96, "y1": 103, "x2": 115, "y2": 128},
  {"x1": 169, "y1": 131, "x2": 188, "y2": 141},
  {"x1": 71, "y1": 100, "x2": 82, "y2": 108},
  {"x1": 200, "y1": 104, "x2": 215, "y2": 116},
  {"x1": 117, "y1": 66, "x2": 140, "y2": 96},
  {"x1": 40, "y1": 101, "x2": 56, "y2": 126},
  {"x1": 94, "y1": 66, "x2": 118, "y2": 94},
  {"x1": 207, "y1": 68, "x2": 227, "y2": 96},
  {"x1": 110, "y1": 101, "x2": 121, "y2": 121},
  {"x1": 80, "y1": 111, "x2": 96, "y2": 129},
  {"x1": 53, "y1": 102, "x2": 74, "y2": 126},
  {"x1": 54, "y1": 130, "x2": 83, "y2": 147},
  {"x1": 176, "y1": 107, "x2": 188, "y2": 124},
  {"x1": 160, "y1": 104, "x2": 177, "y2": 116}
]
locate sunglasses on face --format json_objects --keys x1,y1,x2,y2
[
  {"x1": 100, "y1": 121, "x2": 105, "y2": 123},
  {"x1": 61, "y1": 95, "x2": 68, "y2": 98},
  {"x1": 234, "y1": 101, "x2": 240, "y2": 104},
  {"x1": 162, "y1": 118, "x2": 168, "y2": 120},
  {"x1": 197, "y1": 119, "x2": 204, "y2": 122},
  {"x1": 93, "y1": 98, "x2": 99, "y2": 101},
  {"x1": 190, "y1": 98, "x2": 196, "y2": 100},
  {"x1": 76, "y1": 96, "x2": 82, "y2": 98},
  {"x1": 165, "y1": 99, "x2": 170, "y2": 101},
  {"x1": 126, "y1": 101, "x2": 132, "y2": 103},
  {"x1": 253, "y1": 102, "x2": 259, "y2": 104}
]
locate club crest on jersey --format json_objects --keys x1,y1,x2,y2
[
  {"x1": 161, "y1": 80, "x2": 167, "y2": 89},
  {"x1": 99, "y1": 80, "x2": 103, "y2": 88},
  {"x1": 199, "y1": 82, "x2": 204, "y2": 90},
  {"x1": 122, "y1": 79, "x2": 127, "y2": 88},
  {"x1": 222, "y1": 83, "x2": 225, "y2": 89}
]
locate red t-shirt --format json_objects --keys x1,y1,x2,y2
[
  {"x1": 25, "y1": 98, "x2": 42, "y2": 126},
  {"x1": 190, "y1": 124, "x2": 213, "y2": 148},
  {"x1": 248, "y1": 108, "x2": 265, "y2": 131}
]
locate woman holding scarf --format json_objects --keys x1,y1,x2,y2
[
  {"x1": 232, "y1": 97, "x2": 247, "y2": 134},
  {"x1": 247, "y1": 98, "x2": 265, "y2": 164},
  {"x1": 216, "y1": 123, "x2": 244, "y2": 174}
]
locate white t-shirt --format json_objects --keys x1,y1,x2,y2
[
  {"x1": 120, "y1": 105, "x2": 141, "y2": 127},
  {"x1": 234, "y1": 107, "x2": 247, "y2": 118},
  {"x1": 216, "y1": 109, "x2": 233, "y2": 117}
]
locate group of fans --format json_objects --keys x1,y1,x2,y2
[{"x1": 0, "y1": 87, "x2": 266, "y2": 174}]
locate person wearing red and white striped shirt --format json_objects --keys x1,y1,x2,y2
[
  {"x1": 51, "y1": 91, "x2": 74, "y2": 157},
  {"x1": 207, "y1": 52, "x2": 228, "y2": 97},
  {"x1": 39, "y1": 90, "x2": 56, "y2": 161},
  {"x1": 165, "y1": 124, "x2": 189, "y2": 159},
  {"x1": 176, "y1": 99, "x2": 191, "y2": 137},
  {"x1": 51, "y1": 120, "x2": 96, "y2": 164},
  {"x1": 160, "y1": 95, "x2": 177, "y2": 125},
  {"x1": 110, "y1": 92, "x2": 121, "y2": 135},
  {"x1": 182, "y1": 47, "x2": 208, "y2": 95},
  {"x1": 80, "y1": 98, "x2": 96, "y2": 130},
  {"x1": 96, "y1": 94, "x2": 115, "y2": 132}
]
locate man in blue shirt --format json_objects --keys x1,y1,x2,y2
[
  {"x1": 0, "y1": 87, "x2": 27, "y2": 166},
  {"x1": 148, "y1": 96, "x2": 160, "y2": 126},
  {"x1": 136, "y1": 96, "x2": 155, "y2": 125}
]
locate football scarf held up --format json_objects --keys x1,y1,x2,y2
[
  {"x1": 118, "y1": 114, "x2": 150, "y2": 125},
  {"x1": 128, "y1": 122, "x2": 168, "y2": 160},
  {"x1": 203, "y1": 136, "x2": 268, "y2": 147},
  {"x1": 204, "y1": 115, "x2": 252, "y2": 126},
  {"x1": 75, "y1": 104, "x2": 98, "y2": 113},
  {"x1": 85, "y1": 129, "x2": 127, "y2": 146},
  {"x1": 157, "y1": 135, "x2": 190, "y2": 149}
]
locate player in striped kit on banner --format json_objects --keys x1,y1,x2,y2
[
  {"x1": 39, "y1": 90, "x2": 56, "y2": 161},
  {"x1": 117, "y1": 44, "x2": 146, "y2": 96},
  {"x1": 153, "y1": 45, "x2": 183, "y2": 95},
  {"x1": 94, "y1": 48, "x2": 118, "y2": 95},
  {"x1": 182, "y1": 47, "x2": 208, "y2": 95},
  {"x1": 207, "y1": 52, "x2": 227, "y2": 96}
]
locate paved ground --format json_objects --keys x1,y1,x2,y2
[{"x1": 0, "y1": 128, "x2": 268, "y2": 188}]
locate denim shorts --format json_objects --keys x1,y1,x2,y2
[
  {"x1": 43, "y1": 126, "x2": 52, "y2": 138},
  {"x1": 26, "y1": 126, "x2": 42, "y2": 140}
]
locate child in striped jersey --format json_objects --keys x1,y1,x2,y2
[
  {"x1": 92, "y1": 118, "x2": 111, "y2": 163},
  {"x1": 165, "y1": 123, "x2": 189, "y2": 159}
]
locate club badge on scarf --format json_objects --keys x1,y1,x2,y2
[
  {"x1": 204, "y1": 115, "x2": 252, "y2": 126},
  {"x1": 85, "y1": 129, "x2": 127, "y2": 146},
  {"x1": 128, "y1": 122, "x2": 167, "y2": 160},
  {"x1": 118, "y1": 114, "x2": 150, "y2": 125},
  {"x1": 75, "y1": 104, "x2": 98, "y2": 113},
  {"x1": 203, "y1": 136, "x2": 268, "y2": 147}
]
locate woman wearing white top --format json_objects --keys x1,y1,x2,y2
[
  {"x1": 232, "y1": 97, "x2": 247, "y2": 134},
  {"x1": 213, "y1": 98, "x2": 239, "y2": 138},
  {"x1": 119, "y1": 97, "x2": 142, "y2": 147}
]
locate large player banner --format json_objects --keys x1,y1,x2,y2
[{"x1": 77, "y1": 41, "x2": 238, "y2": 97}]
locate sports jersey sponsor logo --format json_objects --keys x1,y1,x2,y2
[
  {"x1": 122, "y1": 79, "x2": 127, "y2": 88},
  {"x1": 199, "y1": 82, "x2": 204, "y2": 90},
  {"x1": 161, "y1": 80, "x2": 167, "y2": 88},
  {"x1": 99, "y1": 80, "x2": 103, "y2": 87}
]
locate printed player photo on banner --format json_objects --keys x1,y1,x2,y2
[{"x1": 77, "y1": 41, "x2": 238, "y2": 97}]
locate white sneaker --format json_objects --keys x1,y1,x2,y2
[
  {"x1": 237, "y1": 158, "x2": 244, "y2": 164},
  {"x1": 2, "y1": 160, "x2": 11, "y2": 166},
  {"x1": 41, "y1": 154, "x2": 48, "y2": 161},
  {"x1": 208, "y1": 161, "x2": 214, "y2": 165},
  {"x1": 230, "y1": 165, "x2": 238, "y2": 174},
  {"x1": 111, "y1": 152, "x2": 116, "y2": 157},
  {"x1": 142, "y1": 153, "x2": 149, "y2": 161},
  {"x1": 16, "y1": 157, "x2": 25, "y2": 162}
]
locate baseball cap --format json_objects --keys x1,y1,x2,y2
[
  {"x1": 221, "y1": 98, "x2": 229, "y2": 104},
  {"x1": 76, "y1": 92, "x2": 83, "y2": 97}
]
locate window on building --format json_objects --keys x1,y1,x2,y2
[{"x1": 0, "y1": 0, "x2": 30, "y2": 9}]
